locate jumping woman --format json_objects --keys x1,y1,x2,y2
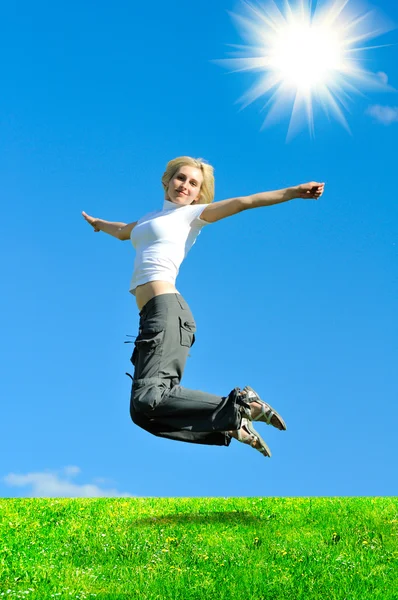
[{"x1": 82, "y1": 156, "x2": 324, "y2": 458}]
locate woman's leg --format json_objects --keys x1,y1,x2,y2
[
  {"x1": 129, "y1": 293, "x2": 249, "y2": 445},
  {"x1": 130, "y1": 409, "x2": 231, "y2": 446}
]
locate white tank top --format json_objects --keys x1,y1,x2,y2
[{"x1": 129, "y1": 200, "x2": 209, "y2": 295}]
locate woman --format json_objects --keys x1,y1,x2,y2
[{"x1": 82, "y1": 156, "x2": 324, "y2": 458}]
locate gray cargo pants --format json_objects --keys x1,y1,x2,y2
[{"x1": 129, "y1": 293, "x2": 249, "y2": 446}]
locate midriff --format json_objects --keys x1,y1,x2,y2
[{"x1": 135, "y1": 281, "x2": 179, "y2": 311}]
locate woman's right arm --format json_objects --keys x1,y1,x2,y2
[{"x1": 82, "y1": 211, "x2": 137, "y2": 240}]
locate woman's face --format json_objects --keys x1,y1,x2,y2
[{"x1": 166, "y1": 165, "x2": 204, "y2": 205}]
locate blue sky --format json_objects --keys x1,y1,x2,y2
[{"x1": 1, "y1": 0, "x2": 397, "y2": 498}]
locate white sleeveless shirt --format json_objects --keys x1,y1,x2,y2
[{"x1": 129, "y1": 199, "x2": 209, "y2": 295}]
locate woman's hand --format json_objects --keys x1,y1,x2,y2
[
  {"x1": 294, "y1": 182, "x2": 325, "y2": 199},
  {"x1": 82, "y1": 211, "x2": 100, "y2": 232}
]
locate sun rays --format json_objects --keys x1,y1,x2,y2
[{"x1": 217, "y1": 0, "x2": 394, "y2": 138}]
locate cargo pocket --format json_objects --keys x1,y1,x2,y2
[
  {"x1": 135, "y1": 329, "x2": 164, "y2": 355},
  {"x1": 131, "y1": 327, "x2": 165, "y2": 378},
  {"x1": 179, "y1": 317, "x2": 196, "y2": 348}
]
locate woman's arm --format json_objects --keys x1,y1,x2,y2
[
  {"x1": 118, "y1": 221, "x2": 138, "y2": 240},
  {"x1": 200, "y1": 182, "x2": 325, "y2": 224},
  {"x1": 82, "y1": 211, "x2": 136, "y2": 240}
]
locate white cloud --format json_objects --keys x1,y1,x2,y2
[
  {"x1": 366, "y1": 105, "x2": 398, "y2": 125},
  {"x1": 3, "y1": 466, "x2": 133, "y2": 497},
  {"x1": 376, "y1": 71, "x2": 389, "y2": 85}
]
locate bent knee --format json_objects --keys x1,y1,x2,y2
[{"x1": 130, "y1": 377, "x2": 164, "y2": 415}]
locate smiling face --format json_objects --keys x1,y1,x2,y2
[{"x1": 166, "y1": 165, "x2": 204, "y2": 205}]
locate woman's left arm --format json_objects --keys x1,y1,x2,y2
[{"x1": 200, "y1": 182, "x2": 325, "y2": 223}]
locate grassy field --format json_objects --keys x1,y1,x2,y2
[{"x1": 0, "y1": 497, "x2": 397, "y2": 599}]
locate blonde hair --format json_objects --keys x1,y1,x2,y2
[{"x1": 161, "y1": 156, "x2": 215, "y2": 204}]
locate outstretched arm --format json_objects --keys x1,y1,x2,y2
[
  {"x1": 82, "y1": 211, "x2": 137, "y2": 240},
  {"x1": 200, "y1": 182, "x2": 325, "y2": 224}
]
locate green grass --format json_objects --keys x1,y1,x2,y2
[{"x1": 1, "y1": 498, "x2": 397, "y2": 599}]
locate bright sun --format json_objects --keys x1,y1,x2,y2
[
  {"x1": 270, "y1": 22, "x2": 343, "y2": 88},
  {"x1": 218, "y1": 0, "x2": 392, "y2": 138}
]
